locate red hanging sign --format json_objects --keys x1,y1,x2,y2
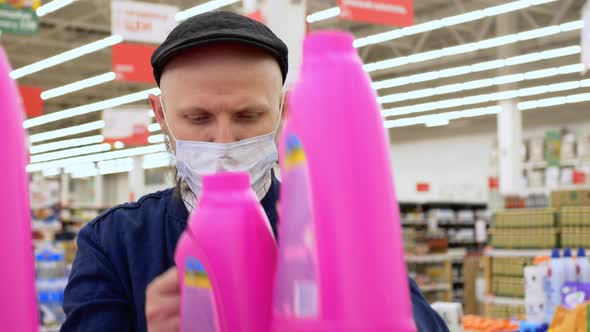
[
  {"x1": 488, "y1": 177, "x2": 499, "y2": 190},
  {"x1": 573, "y1": 170, "x2": 587, "y2": 185},
  {"x1": 416, "y1": 182, "x2": 430, "y2": 193},
  {"x1": 112, "y1": 43, "x2": 157, "y2": 84},
  {"x1": 338, "y1": 0, "x2": 414, "y2": 27},
  {"x1": 18, "y1": 85, "x2": 43, "y2": 118},
  {"x1": 246, "y1": 10, "x2": 264, "y2": 23}
]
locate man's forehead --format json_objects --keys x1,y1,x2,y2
[{"x1": 162, "y1": 43, "x2": 280, "y2": 76}]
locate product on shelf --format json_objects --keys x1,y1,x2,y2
[
  {"x1": 463, "y1": 315, "x2": 521, "y2": 331},
  {"x1": 431, "y1": 302, "x2": 463, "y2": 332},
  {"x1": 551, "y1": 190, "x2": 590, "y2": 209},
  {"x1": 545, "y1": 130, "x2": 561, "y2": 167},
  {"x1": 561, "y1": 132, "x2": 576, "y2": 161},
  {"x1": 528, "y1": 138, "x2": 545, "y2": 163},
  {"x1": 524, "y1": 266, "x2": 547, "y2": 324},
  {"x1": 525, "y1": 193, "x2": 549, "y2": 209},
  {"x1": 491, "y1": 228, "x2": 558, "y2": 249},
  {"x1": 577, "y1": 248, "x2": 590, "y2": 283},
  {"x1": 491, "y1": 209, "x2": 557, "y2": 249},
  {"x1": 35, "y1": 243, "x2": 69, "y2": 328},
  {"x1": 578, "y1": 134, "x2": 590, "y2": 158},
  {"x1": 493, "y1": 257, "x2": 534, "y2": 277}
]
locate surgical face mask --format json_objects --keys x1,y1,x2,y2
[{"x1": 160, "y1": 95, "x2": 283, "y2": 201}]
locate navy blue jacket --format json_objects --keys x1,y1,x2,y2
[{"x1": 62, "y1": 177, "x2": 448, "y2": 332}]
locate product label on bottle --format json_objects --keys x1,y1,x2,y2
[
  {"x1": 181, "y1": 257, "x2": 219, "y2": 332},
  {"x1": 274, "y1": 134, "x2": 319, "y2": 318}
]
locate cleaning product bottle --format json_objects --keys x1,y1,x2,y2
[
  {"x1": 563, "y1": 248, "x2": 577, "y2": 283},
  {"x1": 272, "y1": 31, "x2": 417, "y2": 332},
  {"x1": 576, "y1": 248, "x2": 590, "y2": 283},
  {"x1": 545, "y1": 248, "x2": 564, "y2": 322},
  {"x1": 0, "y1": 45, "x2": 39, "y2": 331},
  {"x1": 175, "y1": 172, "x2": 277, "y2": 332}
]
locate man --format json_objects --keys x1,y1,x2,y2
[{"x1": 61, "y1": 11, "x2": 448, "y2": 332}]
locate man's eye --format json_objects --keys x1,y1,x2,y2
[
  {"x1": 236, "y1": 112, "x2": 260, "y2": 121},
  {"x1": 188, "y1": 115, "x2": 211, "y2": 124}
]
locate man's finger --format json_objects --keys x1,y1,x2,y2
[
  {"x1": 150, "y1": 268, "x2": 180, "y2": 294},
  {"x1": 145, "y1": 294, "x2": 181, "y2": 321}
]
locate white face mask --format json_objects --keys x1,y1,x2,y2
[{"x1": 160, "y1": 95, "x2": 283, "y2": 201}]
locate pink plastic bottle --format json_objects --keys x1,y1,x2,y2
[
  {"x1": 272, "y1": 31, "x2": 417, "y2": 332},
  {"x1": 0, "y1": 46, "x2": 39, "y2": 331},
  {"x1": 175, "y1": 172, "x2": 277, "y2": 332}
]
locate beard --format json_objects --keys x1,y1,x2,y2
[{"x1": 163, "y1": 133, "x2": 195, "y2": 205}]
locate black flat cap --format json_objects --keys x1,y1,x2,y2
[{"x1": 151, "y1": 11, "x2": 289, "y2": 86}]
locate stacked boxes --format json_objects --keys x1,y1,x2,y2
[
  {"x1": 491, "y1": 209, "x2": 557, "y2": 249},
  {"x1": 492, "y1": 276, "x2": 524, "y2": 298},
  {"x1": 551, "y1": 190, "x2": 590, "y2": 210},
  {"x1": 486, "y1": 303, "x2": 526, "y2": 320},
  {"x1": 491, "y1": 257, "x2": 533, "y2": 298},
  {"x1": 560, "y1": 207, "x2": 590, "y2": 247}
]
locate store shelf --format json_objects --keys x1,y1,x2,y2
[
  {"x1": 40, "y1": 326, "x2": 60, "y2": 332},
  {"x1": 483, "y1": 295, "x2": 525, "y2": 306},
  {"x1": 32, "y1": 222, "x2": 62, "y2": 232},
  {"x1": 485, "y1": 248, "x2": 552, "y2": 258},
  {"x1": 405, "y1": 249, "x2": 466, "y2": 264},
  {"x1": 401, "y1": 219, "x2": 427, "y2": 226},
  {"x1": 419, "y1": 283, "x2": 451, "y2": 292},
  {"x1": 524, "y1": 157, "x2": 590, "y2": 170}
]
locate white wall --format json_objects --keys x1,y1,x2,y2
[
  {"x1": 391, "y1": 132, "x2": 493, "y2": 203},
  {"x1": 388, "y1": 106, "x2": 590, "y2": 203}
]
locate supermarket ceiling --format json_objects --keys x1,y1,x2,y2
[{"x1": 1, "y1": 0, "x2": 587, "y2": 139}]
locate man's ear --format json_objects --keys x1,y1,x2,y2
[{"x1": 148, "y1": 93, "x2": 167, "y2": 132}]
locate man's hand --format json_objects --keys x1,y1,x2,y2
[{"x1": 146, "y1": 267, "x2": 181, "y2": 332}]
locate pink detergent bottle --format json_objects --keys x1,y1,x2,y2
[
  {"x1": 175, "y1": 172, "x2": 277, "y2": 332},
  {"x1": 0, "y1": 46, "x2": 39, "y2": 331},
  {"x1": 272, "y1": 31, "x2": 417, "y2": 332}
]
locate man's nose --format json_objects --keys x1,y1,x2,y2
[{"x1": 212, "y1": 122, "x2": 237, "y2": 143}]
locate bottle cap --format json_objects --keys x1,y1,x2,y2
[
  {"x1": 564, "y1": 248, "x2": 572, "y2": 258},
  {"x1": 551, "y1": 248, "x2": 560, "y2": 258},
  {"x1": 578, "y1": 248, "x2": 586, "y2": 258}
]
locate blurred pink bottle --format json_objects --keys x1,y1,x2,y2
[
  {"x1": 175, "y1": 172, "x2": 277, "y2": 332},
  {"x1": 0, "y1": 46, "x2": 39, "y2": 331},
  {"x1": 272, "y1": 31, "x2": 417, "y2": 332}
]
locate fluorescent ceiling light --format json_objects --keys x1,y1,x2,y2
[
  {"x1": 306, "y1": 7, "x2": 340, "y2": 23},
  {"x1": 41, "y1": 72, "x2": 116, "y2": 100},
  {"x1": 64, "y1": 152, "x2": 172, "y2": 177},
  {"x1": 148, "y1": 134, "x2": 165, "y2": 144},
  {"x1": 382, "y1": 77, "x2": 590, "y2": 118},
  {"x1": 30, "y1": 135, "x2": 104, "y2": 154},
  {"x1": 36, "y1": 0, "x2": 75, "y2": 17},
  {"x1": 379, "y1": 63, "x2": 579, "y2": 105},
  {"x1": 113, "y1": 141, "x2": 126, "y2": 150},
  {"x1": 10, "y1": 35, "x2": 123, "y2": 80},
  {"x1": 42, "y1": 168, "x2": 61, "y2": 177},
  {"x1": 425, "y1": 118, "x2": 450, "y2": 127},
  {"x1": 353, "y1": 0, "x2": 558, "y2": 48},
  {"x1": 176, "y1": 0, "x2": 240, "y2": 22},
  {"x1": 29, "y1": 120, "x2": 105, "y2": 143},
  {"x1": 24, "y1": 88, "x2": 161, "y2": 129},
  {"x1": 143, "y1": 152, "x2": 173, "y2": 169},
  {"x1": 364, "y1": 20, "x2": 582, "y2": 74},
  {"x1": 385, "y1": 90, "x2": 590, "y2": 128},
  {"x1": 30, "y1": 143, "x2": 112, "y2": 163},
  {"x1": 27, "y1": 144, "x2": 167, "y2": 173},
  {"x1": 371, "y1": 45, "x2": 580, "y2": 91},
  {"x1": 148, "y1": 123, "x2": 161, "y2": 132}
]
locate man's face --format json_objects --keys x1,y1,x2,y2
[{"x1": 149, "y1": 43, "x2": 283, "y2": 150}]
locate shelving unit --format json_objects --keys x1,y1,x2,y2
[
  {"x1": 405, "y1": 249, "x2": 466, "y2": 302},
  {"x1": 401, "y1": 202, "x2": 488, "y2": 305}
]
